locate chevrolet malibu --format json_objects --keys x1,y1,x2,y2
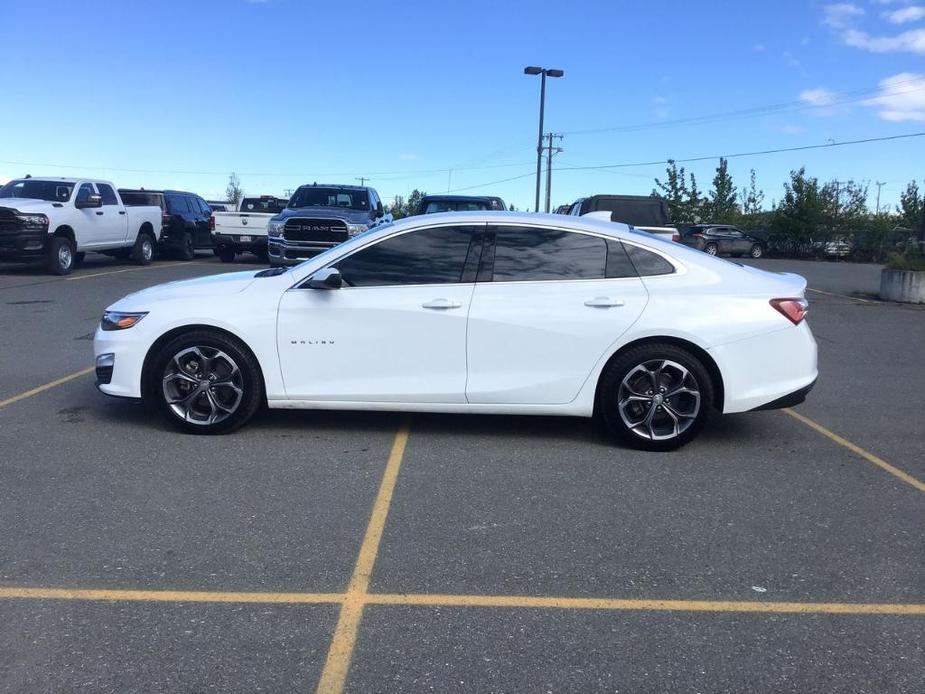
[{"x1": 94, "y1": 212, "x2": 817, "y2": 451}]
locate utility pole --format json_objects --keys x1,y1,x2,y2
[
  {"x1": 543, "y1": 133, "x2": 563, "y2": 213},
  {"x1": 355, "y1": 177, "x2": 369, "y2": 186},
  {"x1": 524, "y1": 66, "x2": 564, "y2": 212},
  {"x1": 875, "y1": 180, "x2": 885, "y2": 215},
  {"x1": 283, "y1": 188, "x2": 294, "y2": 197}
]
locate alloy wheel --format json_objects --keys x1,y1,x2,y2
[
  {"x1": 58, "y1": 244, "x2": 73, "y2": 270},
  {"x1": 617, "y1": 359, "x2": 701, "y2": 441},
  {"x1": 162, "y1": 346, "x2": 244, "y2": 425}
]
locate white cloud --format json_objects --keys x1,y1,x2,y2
[
  {"x1": 884, "y1": 5, "x2": 925, "y2": 23},
  {"x1": 842, "y1": 26, "x2": 925, "y2": 52},
  {"x1": 822, "y1": 3, "x2": 865, "y2": 28},
  {"x1": 753, "y1": 42, "x2": 766, "y2": 52},
  {"x1": 800, "y1": 87, "x2": 839, "y2": 106},
  {"x1": 781, "y1": 51, "x2": 806, "y2": 74},
  {"x1": 863, "y1": 72, "x2": 925, "y2": 121}
]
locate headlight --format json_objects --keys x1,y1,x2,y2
[
  {"x1": 101, "y1": 311, "x2": 148, "y2": 331},
  {"x1": 16, "y1": 213, "x2": 48, "y2": 230},
  {"x1": 346, "y1": 223, "x2": 369, "y2": 237},
  {"x1": 267, "y1": 220, "x2": 284, "y2": 237}
]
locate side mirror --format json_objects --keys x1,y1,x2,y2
[
  {"x1": 76, "y1": 194, "x2": 103, "y2": 209},
  {"x1": 307, "y1": 267, "x2": 343, "y2": 290},
  {"x1": 376, "y1": 201, "x2": 384, "y2": 217}
]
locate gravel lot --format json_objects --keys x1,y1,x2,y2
[{"x1": 1, "y1": 252, "x2": 923, "y2": 693}]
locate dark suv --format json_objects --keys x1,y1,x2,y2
[
  {"x1": 680, "y1": 225, "x2": 766, "y2": 258},
  {"x1": 415, "y1": 195, "x2": 506, "y2": 215},
  {"x1": 267, "y1": 184, "x2": 389, "y2": 266},
  {"x1": 120, "y1": 189, "x2": 212, "y2": 259}
]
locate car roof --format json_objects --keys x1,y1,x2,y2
[
  {"x1": 294, "y1": 183, "x2": 369, "y2": 191},
  {"x1": 385, "y1": 211, "x2": 636, "y2": 236},
  {"x1": 10, "y1": 177, "x2": 82, "y2": 183}
]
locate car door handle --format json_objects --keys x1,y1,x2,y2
[
  {"x1": 95, "y1": 211, "x2": 104, "y2": 215},
  {"x1": 422, "y1": 299, "x2": 462, "y2": 310},
  {"x1": 118, "y1": 210, "x2": 126, "y2": 215},
  {"x1": 584, "y1": 297, "x2": 625, "y2": 308}
]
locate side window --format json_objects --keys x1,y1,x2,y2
[
  {"x1": 605, "y1": 239, "x2": 638, "y2": 278},
  {"x1": 335, "y1": 226, "x2": 476, "y2": 287},
  {"x1": 727, "y1": 229, "x2": 744, "y2": 238},
  {"x1": 167, "y1": 195, "x2": 189, "y2": 214},
  {"x1": 196, "y1": 197, "x2": 211, "y2": 214},
  {"x1": 97, "y1": 183, "x2": 118, "y2": 205},
  {"x1": 491, "y1": 227, "x2": 606, "y2": 282},
  {"x1": 75, "y1": 183, "x2": 95, "y2": 204},
  {"x1": 624, "y1": 244, "x2": 675, "y2": 276}
]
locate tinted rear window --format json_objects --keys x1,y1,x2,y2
[
  {"x1": 491, "y1": 227, "x2": 607, "y2": 282},
  {"x1": 167, "y1": 195, "x2": 190, "y2": 214},
  {"x1": 624, "y1": 244, "x2": 675, "y2": 276}
]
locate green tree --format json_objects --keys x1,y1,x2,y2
[
  {"x1": 770, "y1": 168, "x2": 825, "y2": 256},
  {"x1": 224, "y1": 172, "x2": 243, "y2": 207},
  {"x1": 654, "y1": 160, "x2": 689, "y2": 223},
  {"x1": 897, "y1": 180, "x2": 923, "y2": 229},
  {"x1": 705, "y1": 157, "x2": 738, "y2": 222},
  {"x1": 388, "y1": 189, "x2": 428, "y2": 219},
  {"x1": 739, "y1": 169, "x2": 765, "y2": 218}
]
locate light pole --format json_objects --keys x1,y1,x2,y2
[{"x1": 524, "y1": 66, "x2": 564, "y2": 212}]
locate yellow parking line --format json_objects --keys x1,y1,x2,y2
[
  {"x1": 0, "y1": 367, "x2": 94, "y2": 409},
  {"x1": 2, "y1": 586, "x2": 922, "y2": 617},
  {"x1": 65, "y1": 261, "x2": 204, "y2": 281},
  {"x1": 368, "y1": 592, "x2": 925, "y2": 615},
  {"x1": 784, "y1": 408, "x2": 925, "y2": 494},
  {"x1": 315, "y1": 422, "x2": 411, "y2": 694},
  {"x1": 0, "y1": 587, "x2": 343, "y2": 604}
]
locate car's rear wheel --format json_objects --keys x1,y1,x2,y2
[
  {"x1": 704, "y1": 243, "x2": 718, "y2": 256},
  {"x1": 148, "y1": 330, "x2": 262, "y2": 434},
  {"x1": 598, "y1": 343, "x2": 713, "y2": 451},
  {"x1": 46, "y1": 236, "x2": 75, "y2": 275},
  {"x1": 177, "y1": 232, "x2": 195, "y2": 260},
  {"x1": 750, "y1": 244, "x2": 763, "y2": 258},
  {"x1": 132, "y1": 231, "x2": 155, "y2": 265}
]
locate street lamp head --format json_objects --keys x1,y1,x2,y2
[
  {"x1": 524, "y1": 66, "x2": 543, "y2": 75},
  {"x1": 546, "y1": 69, "x2": 564, "y2": 78}
]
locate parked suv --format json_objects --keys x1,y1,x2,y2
[
  {"x1": 416, "y1": 195, "x2": 506, "y2": 214},
  {"x1": 120, "y1": 189, "x2": 213, "y2": 259},
  {"x1": 267, "y1": 184, "x2": 390, "y2": 266},
  {"x1": 680, "y1": 225, "x2": 766, "y2": 258}
]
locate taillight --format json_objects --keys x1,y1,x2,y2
[
  {"x1": 671, "y1": 234, "x2": 680, "y2": 242},
  {"x1": 161, "y1": 212, "x2": 170, "y2": 227},
  {"x1": 209, "y1": 215, "x2": 215, "y2": 231},
  {"x1": 770, "y1": 298, "x2": 808, "y2": 325},
  {"x1": 691, "y1": 232, "x2": 703, "y2": 237}
]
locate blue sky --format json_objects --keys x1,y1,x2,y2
[{"x1": 1, "y1": 0, "x2": 923, "y2": 211}]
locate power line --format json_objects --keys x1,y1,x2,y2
[
  {"x1": 446, "y1": 171, "x2": 536, "y2": 193},
  {"x1": 555, "y1": 131, "x2": 925, "y2": 172}
]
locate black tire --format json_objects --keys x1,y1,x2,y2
[
  {"x1": 146, "y1": 330, "x2": 263, "y2": 435},
  {"x1": 131, "y1": 231, "x2": 155, "y2": 265},
  {"x1": 73, "y1": 252, "x2": 86, "y2": 268},
  {"x1": 704, "y1": 243, "x2": 718, "y2": 256},
  {"x1": 46, "y1": 236, "x2": 75, "y2": 275},
  {"x1": 218, "y1": 247, "x2": 236, "y2": 263},
  {"x1": 750, "y1": 244, "x2": 764, "y2": 258},
  {"x1": 597, "y1": 343, "x2": 714, "y2": 451},
  {"x1": 177, "y1": 232, "x2": 195, "y2": 260}
]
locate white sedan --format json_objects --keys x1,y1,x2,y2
[{"x1": 94, "y1": 212, "x2": 817, "y2": 450}]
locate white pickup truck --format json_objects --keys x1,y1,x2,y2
[
  {"x1": 211, "y1": 195, "x2": 289, "y2": 263},
  {"x1": 0, "y1": 177, "x2": 163, "y2": 275}
]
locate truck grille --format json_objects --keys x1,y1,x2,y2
[
  {"x1": 283, "y1": 218, "x2": 348, "y2": 244},
  {"x1": 0, "y1": 208, "x2": 24, "y2": 234}
]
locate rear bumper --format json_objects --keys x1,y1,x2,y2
[
  {"x1": 214, "y1": 233, "x2": 268, "y2": 254},
  {"x1": 709, "y1": 321, "x2": 818, "y2": 414}
]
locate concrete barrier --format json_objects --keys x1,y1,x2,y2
[{"x1": 880, "y1": 269, "x2": 925, "y2": 304}]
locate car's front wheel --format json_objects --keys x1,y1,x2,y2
[
  {"x1": 704, "y1": 243, "x2": 718, "y2": 256},
  {"x1": 148, "y1": 330, "x2": 263, "y2": 434},
  {"x1": 750, "y1": 244, "x2": 763, "y2": 258},
  {"x1": 598, "y1": 343, "x2": 714, "y2": 451}
]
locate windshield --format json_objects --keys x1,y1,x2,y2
[
  {"x1": 240, "y1": 197, "x2": 288, "y2": 214},
  {"x1": 0, "y1": 179, "x2": 74, "y2": 202},
  {"x1": 289, "y1": 187, "x2": 369, "y2": 210}
]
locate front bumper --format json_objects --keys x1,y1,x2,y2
[
  {"x1": 94, "y1": 324, "x2": 149, "y2": 399},
  {"x1": 268, "y1": 238, "x2": 337, "y2": 266},
  {"x1": 0, "y1": 229, "x2": 49, "y2": 260}
]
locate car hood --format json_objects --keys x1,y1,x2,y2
[
  {"x1": 274, "y1": 207, "x2": 373, "y2": 224},
  {"x1": 0, "y1": 198, "x2": 60, "y2": 212},
  {"x1": 107, "y1": 270, "x2": 266, "y2": 310}
]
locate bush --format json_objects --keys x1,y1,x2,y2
[{"x1": 885, "y1": 250, "x2": 925, "y2": 271}]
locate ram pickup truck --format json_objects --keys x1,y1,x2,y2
[
  {"x1": 267, "y1": 184, "x2": 391, "y2": 266},
  {"x1": 568, "y1": 194, "x2": 679, "y2": 241},
  {"x1": 211, "y1": 195, "x2": 289, "y2": 262},
  {"x1": 0, "y1": 178, "x2": 162, "y2": 275}
]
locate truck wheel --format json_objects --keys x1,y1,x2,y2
[
  {"x1": 132, "y1": 231, "x2": 155, "y2": 265},
  {"x1": 46, "y1": 237, "x2": 76, "y2": 275},
  {"x1": 218, "y1": 247, "x2": 236, "y2": 263},
  {"x1": 177, "y1": 232, "x2": 195, "y2": 261}
]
